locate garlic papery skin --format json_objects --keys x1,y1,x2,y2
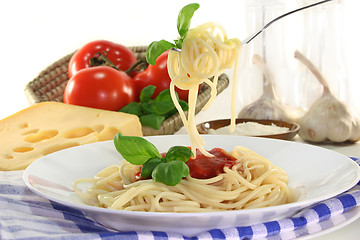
[
  {"x1": 295, "y1": 50, "x2": 360, "y2": 143},
  {"x1": 238, "y1": 54, "x2": 297, "y2": 122}
]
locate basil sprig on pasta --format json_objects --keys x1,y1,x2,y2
[
  {"x1": 114, "y1": 133, "x2": 193, "y2": 186},
  {"x1": 146, "y1": 3, "x2": 200, "y2": 65}
]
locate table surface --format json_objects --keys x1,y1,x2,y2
[{"x1": 1, "y1": 1, "x2": 360, "y2": 239}]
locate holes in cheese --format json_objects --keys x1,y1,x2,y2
[
  {"x1": 93, "y1": 125, "x2": 105, "y2": 133},
  {"x1": 42, "y1": 142, "x2": 80, "y2": 156},
  {"x1": 23, "y1": 130, "x2": 59, "y2": 143},
  {"x1": 19, "y1": 123, "x2": 29, "y2": 129},
  {"x1": 13, "y1": 147, "x2": 34, "y2": 153},
  {"x1": 63, "y1": 127, "x2": 94, "y2": 138},
  {"x1": 4, "y1": 154, "x2": 14, "y2": 159},
  {"x1": 21, "y1": 129, "x2": 39, "y2": 135},
  {"x1": 98, "y1": 127, "x2": 120, "y2": 141}
]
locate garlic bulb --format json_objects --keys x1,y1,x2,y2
[
  {"x1": 238, "y1": 54, "x2": 297, "y2": 122},
  {"x1": 294, "y1": 50, "x2": 360, "y2": 143}
]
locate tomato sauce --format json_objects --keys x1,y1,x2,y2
[{"x1": 186, "y1": 148, "x2": 237, "y2": 179}]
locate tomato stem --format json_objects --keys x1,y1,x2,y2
[
  {"x1": 125, "y1": 59, "x2": 148, "y2": 75},
  {"x1": 89, "y1": 51, "x2": 119, "y2": 70},
  {"x1": 89, "y1": 52, "x2": 148, "y2": 76}
]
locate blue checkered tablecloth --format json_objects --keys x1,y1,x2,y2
[{"x1": 1, "y1": 157, "x2": 360, "y2": 240}]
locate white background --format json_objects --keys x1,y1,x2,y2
[
  {"x1": 0, "y1": 0, "x2": 359, "y2": 120},
  {"x1": 1, "y1": 0, "x2": 360, "y2": 239}
]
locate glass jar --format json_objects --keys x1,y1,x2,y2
[
  {"x1": 295, "y1": 0, "x2": 349, "y2": 109},
  {"x1": 236, "y1": 0, "x2": 297, "y2": 113}
]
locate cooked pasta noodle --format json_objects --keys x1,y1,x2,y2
[
  {"x1": 167, "y1": 22, "x2": 241, "y2": 157},
  {"x1": 73, "y1": 146, "x2": 294, "y2": 212}
]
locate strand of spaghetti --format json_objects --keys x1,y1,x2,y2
[
  {"x1": 98, "y1": 193, "x2": 117, "y2": 207},
  {"x1": 202, "y1": 76, "x2": 218, "y2": 111},
  {"x1": 208, "y1": 184, "x2": 275, "y2": 209},
  {"x1": 185, "y1": 173, "x2": 224, "y2": 185},
  {"x1": 182, "y1": 37, "x2": 219, "y2": 78},
  {"x1": 146, "y1": 194, "x2": 156, "y2": 212},
  {"x1": 95, "y1": 172, "x2": 119, "y2": 187},
  {"x1": 245, "y1": 186, "x2": 283, "y2": 209},
  {"x1": 169, "y1": 81, "x2": 189, "y2": 131},
  {"x1": 249, "y1": 166, "x2": 274, "y2": 186},
  {"x1": 110, "y1": 182, "x2": 160, "y2": 209},
  {"x1": 125, "y1": 203, "x2": 151, "y2": 211},
  {"x1": 230, "y1": 45, "x2": 241, "y2": 132},
  {"x1": 181, "y1": 177, "x2": 248, "y2": 201},
  {"x1": 119, "y1": 161, "x2": 140, "y2": 184},
  {"x1": 224, "y1": 171, "x2": 241, "y2": 191},
  {"x1": 172, "y1": 183, "x2": 232, "y2": 208},
  {"x1": 224, "y1": 166, "x2": 258, "y2": 189},
  {"x1": 72, "y1": 178, "x2": 99, "y2": 204},
  {"x1": 189, "y1": 87, "x2": 212, "y2": 156},
  {"x1": 233, "y1": 146, "x2": 289, "y2": 177},
  {"x1": 154, "y1": 192, "x2": 197, "y2": 212},
  {"x1": 173, "y1": 206, "x2": 218, "y2": 212},
  {"x1": 230, "y1": 185, "x2": 275, "y2": 209}
]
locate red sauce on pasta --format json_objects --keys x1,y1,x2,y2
[{"x1": 186, "y1": 148, "x2": 237, "y2": 179}]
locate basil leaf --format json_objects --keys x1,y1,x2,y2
[
  {"x1": 113, "y1": 133, "x2": 161, "y2": 165},
  {"x1": 179, "y1": 99, "x2": 189, "y2": 111},
  {"x1": 177, "y1": 3, "x2": 200, "y2": 40},
  {"x1": 146, "y1": 40, "x2": 175, "y2": 65},
  {"x1": 153, "y1": 102, "x2": 174, "y2": 115},
  {"x1": 164, "y1": 99, "x2": 188, "y2": 118},
  {"x1": 140, "y1": 114, "x2": 166, "y2": 130},
  {"x1": 141, "y1": 157, "x2": 163, "y2": 179},
  {"x1": 152, "y1": 161, "x2": 190, "y2": 186},
  {"x1": 164, "y1": 107, "x2": 178, "y2": 119},
  {"x1": 152, "y1": 89, "x2": 176, "y2": 115},
  {"x1": 165, "y1": 146, "x2": 193, "y2": 162},
  {"x1": 140, "y1": 101, "x2": 155, "y2": 115},
  {"x1": 140, "y1": 85, "x2": 156, "y2": 103},
  {"x1": 174, "y1": 38, "x2": 183, "y2": 49},
  {"x1": 118, "y1": 102, "x2": 142, "y2": 117}
]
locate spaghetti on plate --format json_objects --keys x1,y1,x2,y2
[{"x1": 73, "y1": 146, "x2": 294, "y2": 212}]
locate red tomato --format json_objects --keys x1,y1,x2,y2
[
  {"x1": 64, "y1": 66, "x2": 135, "y2": 111},
  {"x1": 133, "y1": 51, "x2": 191, "y2": 101},
  {"x1": 68, "y1": 40, "x2": 137, "y2": 79}
]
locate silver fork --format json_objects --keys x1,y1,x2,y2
[
  {"x1": 171, "y1": 0, "x2": 334, "y2": 53},
  {"x1": 242, "y1": 0, "x2": 334, "y2": 45}
]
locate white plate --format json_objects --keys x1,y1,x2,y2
[{"x1": 23, "y1": 135, "x2": 360, "y2": 237}]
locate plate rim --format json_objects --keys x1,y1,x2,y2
[{"x1": 23, "y1": 135, "x2": 360, "y2": 218}]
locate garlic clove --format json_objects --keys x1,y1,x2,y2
[
  {"x1": 350, "y1": 120, "x2": 360, "y2": 142},
  {"x1": 238, "y1": 97, "x2": 290, "y2": 121},
  {"x1": 238, "y1": 54, "x2": 295, "y2": 122},
  {"x1": 294, "y1": 50, "x2": 360, "y2": 143},
  {"x1": 299, "y1": 116, "x2": 328, "y2": 142}
]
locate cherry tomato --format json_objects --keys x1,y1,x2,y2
[
  {"x1": 133, "y1": 51, "x2": 191, "y2": 101},
  {"x1": 64, "y1": 66, "x2": 135, "y2": 111},
  {"x1": 68, "y1": 40, "x2": 137, "y2": 79}
]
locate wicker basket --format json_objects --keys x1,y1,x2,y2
[{"x1": 25, "y1": 46, "x2": 229, "y2": 136}]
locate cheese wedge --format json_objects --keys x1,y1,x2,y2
[{"x1": 0, "y1": 102, "x2": 143, "y2": 171}]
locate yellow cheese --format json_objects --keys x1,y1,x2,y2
[{"x1": 0, "y1": 102, "x2": 143, "y2": 171}]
